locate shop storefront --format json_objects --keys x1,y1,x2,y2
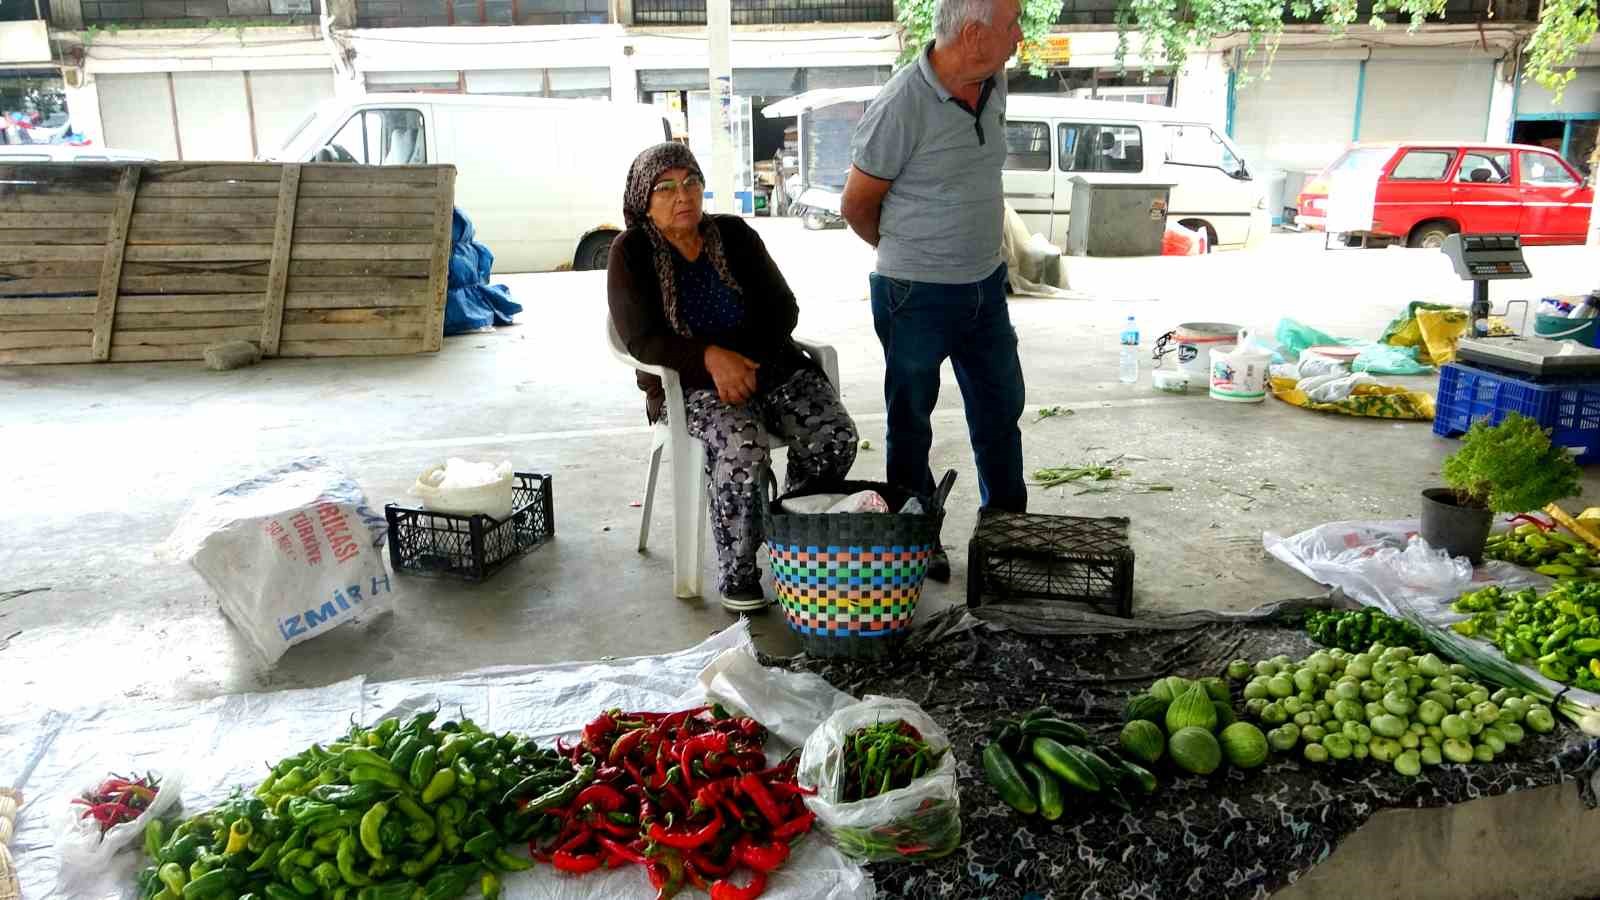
[{"x1": 1513, "y1": 62, "x2": 1599, "y2": 178}]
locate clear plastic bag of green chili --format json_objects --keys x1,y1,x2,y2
[{"x1": 797, "y1": 697, "x2": 959, "y2": 863}]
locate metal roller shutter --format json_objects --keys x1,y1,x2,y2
[
  {"x1": 249, "y1": 70, "x2": 335, "y2": 157},
  {"x1": 1359, "y1": 60, "x2": 1493, "y2": 143},
  {"x1": 173, "y1": 72, "x2": 254, "y2": 161},
  {"x1": 96, "y1": 73, "x2": 178, "y2": 159},
  {"x1": 1232, "y1": 60, "x2": 1360, "y2": 174}
]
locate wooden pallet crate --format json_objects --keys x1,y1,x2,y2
[{"x1": 0, "y1": 162, "x2": 455, "y2": 365}]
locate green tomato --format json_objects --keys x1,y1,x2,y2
[
  {"x1": 1307, "y1": 653, "x2": 1334, "y2": 676},
  {"x1": 1500, "y1": 697, "x2": 1529, "y2": 723},
  {"x1": 1369, "y1": 642, "x2": 1389, "y2": 657},
  {"x1": 1452, "y1": 682, "x2": 1476, "y2": 697},
  {"x1": 1243, "y1": 681, "x2": 1270, "y2": 701},
  {"x1": 1293, "y1": 669, "x2": 1317, "y2": 694},
  {"x1": 1384, "y1": 646, "x2": 1413, "y2": 663},
  {"x1": 1474, "y1": 742, "x2": 1495, "y2": 763},
  {"x1": 1256, "y1": 660, "x2": 1281, "y2": 678},
  {"x1": 1420, "y1": 744, "x2": 1443, "y2": 767},
  {"x1": 1467, "y1": 689, "x2": 1489, "y2": 706},
  {"x1": 1368, "y1": 738, "x2": 1399, "y2": 763},
  {"x1": 1424, "y1": 690, "x2": 1457, "y2": 711},
  {"x1": 1383, "y1": 692, "x2": 1416, "y2": 717},
  {"x1": 1361, "y1": 682, "x2": 1386, "y2": 703},
  {"x1": 1261, "y1": 701, "x2": 1288, "y2": 726},
  {"x1": 1442, "y1": 738, "x2": 1474, "y2": 763},
  {"x1": 1321, "y1": 733, "x2": 1353, "y2": 760},
  {"x1": 1417, "y1": 654, "x2": 1447, "y2": 678},
  {"x1": 1334, "y1": 681, "x2": 1362, "y2": 702},
  {"x1": 1314, "y1": 703, "x2": 1333, "y2": 722},
  {"x1": 1440, "y1": 714, "x2": 1469, "y2": 741},
  {"x1": 1474, "y1": 702, "x2": 1500, "y2": 725},
  {"x1": 1303, "y1": 743, "x2": 1330, "y2": 764},
  {"x1": 1346, "y1": 656, "x2": 1374, "y2": 680},
  {"x1": 1490, "y1": 687, "x2": 1516, "y2": 705},
  {"x1": 1449, "y1": 664, "x2": 1470, "y2": 677},
  {"x1": 1245, "y1": 697, "x2": 1270, "y2": 718},
  {"x1": 1525, "y1": 705, "x2": 1556, "y2": 734},
  {"x1": 1334, "y1": 699, "x2": 1365, "y2": 722},
  {"x1": 1455, "y1": 698, "x2": 1475, "y2": 713},
  {"x1": 1466, "y1": 713, "x2": 1484, "y2": 737},
  {"x1": 1315, "y1": 673, "x2": 1333, "y2": 691},
  {"x1": 1389, "y1": 663, "x2": 1414, "y2": 682},
  {"x1": 1394, "y1": 750, "x2": 1423, "y2": 777},
  {"x1": 1408, "y1": 721, "x2": 1427, "y2": 735},
  {"x1": 1427, "y1": 725, "x2": 1444, "y2": 743},
  {"x1": 1384, "y1": 677, "x2": 1410, "y2": 697},
  {"x1": 1371, "y1": 660, "x2": 1393, "y2": 683},
  {"x1": 1301, "y1": 724, "x2": 1326, "y2": 743},
  {"x1": 1399, "y1": 731, "x2": 1420, "y2": 750},
  {"x1": 1430, "y1": 675, "x2": 1455, "y2": 693},
  {"x1": 1417, "y1": 699, "x2": 1447, "y2": 726},
  {"x1": 1227, "y1": 659, "x2": 1254, "y2": 680},
  {"x1": 1293, "y1": 711, "x2": 1315, "y2": 727},
  {"x1": 1366, "y1": 702, "x2": 1386, "y2": 721},
  {"x1": 1370, "y1": 714, "x2": 1408, "y2": 739},
  {"x1": 1408, "y1": 676, "x2": 1427, "y2": 696},
  {"x1": 1481, "y1": 731, "x2": 1507, "y2": 755},
  {"x1": 1283, "y1": 696, "x2": 1304, "y2": 715},
  {"x1": 1267, "y1": 723, "x2": 1300, "y2": 752},
  {"x1": 1268, "y1": 676, "x2": 1295, "y2": 699},
  {"x1": 1351, "y1": 740, "x2": 1370, "y2": 760},
  {"x1": 1495, "y1": 721, "x2": 1525, "y2": 745}
]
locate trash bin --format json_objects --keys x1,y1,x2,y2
[{"x1": 1066, "y1": 178, "x2": 1174, "y2": 257}]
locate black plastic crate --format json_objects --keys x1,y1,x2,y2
[
  {"x1": 385, "y1": 473, "x2": 554, "y2": 581},
  {"x1": 967, "y1": 510, "x2": 1133, "y2": 617}
]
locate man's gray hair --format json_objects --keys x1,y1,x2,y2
[{"x1": 934, "y1": 0, "x2": 993, "y2": 42}]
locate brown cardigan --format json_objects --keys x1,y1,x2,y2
[{"x1": 607, "y1": 215, "x2": 814, "y2": 422}]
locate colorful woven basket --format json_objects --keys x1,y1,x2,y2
[{"x1": 762, "y1": 469, "x2": 955, "y2": 659}]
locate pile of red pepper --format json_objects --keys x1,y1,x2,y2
[
  {"x1": 518, "y1": 705, "x2": 815, "y2": 899},
  {"x1": 73, "y1": 772, "x2": 161, "y2": 836}
]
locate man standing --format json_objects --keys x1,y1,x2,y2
[{"x1": 841, "y1": 0, "x2": 1027, "y2": 580}]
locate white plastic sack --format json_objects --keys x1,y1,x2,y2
[
  {"x1": 54, "y1": 768, "x2": 182, "y2": 894},
  {"x1": 164, "y1": 457, "x2": 395, "y2": 666},
  {"x1": 411, "y1": 457, "x2": 515, "y2": 520},
  {"x1": 1301, "y1": 371, "x2": 1378, "y2": 403},
  {"x1": 799, "y1": 697, "x2": 960, "y2": 863},
  {"x1": 826, "y1": 491, "x2": 891, "y2": 514},
  {"x1": 697, "y1": 648, "x2": 857, "y2": 750},
  {"x1": 1264, "y1": 519, "x2": 1549, "y2": 619},
  {"x1": 781, "y1": 493, "x2": 849, "y2": 515}
]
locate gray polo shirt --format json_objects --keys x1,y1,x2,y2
[{"x1": 851, "y1": 45, "x2": 1007, "y2": 285}]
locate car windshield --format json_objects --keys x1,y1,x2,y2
[{"x1": 265, "y1": 111, "x2": 319, "y2": 160}]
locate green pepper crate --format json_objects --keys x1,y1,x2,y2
[
  {"x1": 967, "y1": 510, "x2": 1134, "y2": 617},
  {"x1": 384, "y1": 473, "x2": 554, "y2": 581}
]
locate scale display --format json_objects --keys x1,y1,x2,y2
[{"x1": 1442, "y1": 234, "x2": 1531, "y2": 280}]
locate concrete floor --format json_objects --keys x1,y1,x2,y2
[{"x1": 3, "y1": 226, "x2": 1599, "y2": 895}]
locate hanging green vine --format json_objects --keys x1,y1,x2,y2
[{"x1": 1523, "y1": 0, "x2": 1598, "y2": 99}]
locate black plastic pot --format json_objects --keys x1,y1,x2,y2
[{"x1": 1419, "y1": 488, "x2": 1493, "y2": 564}]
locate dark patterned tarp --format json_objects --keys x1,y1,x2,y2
[{"x1": 771, "y1": 619, "x2": 1600, "y2": 900}]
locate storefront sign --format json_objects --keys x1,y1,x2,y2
[{"x1": 1020, "y1": 35, "x2": 1071, "y2": 66}]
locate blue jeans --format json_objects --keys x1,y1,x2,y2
[{"x1": 869, "y1": 264, "x2": 1027, "y2": 513}]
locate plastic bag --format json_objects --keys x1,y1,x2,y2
[
  {"x1": 1162, "y1": 220, "x2": 1204, "y2": 256},
  {"x1": 782, "y1": 494, "x2": 849, "y2": 515},
  {"x1": 164, "y1": 457, "x2": 396, "y2": 666},
  {"x1": 411, "y1": 458, "x2": 514, "y2": 519},
  {"x1": 55, "y1": 768, "x2": 182, "y2": 885},
  {"x1": 1301, "y1": 371, "x2": 1377, "y2": 403},
  {"x1": 799, "y1": 697, "x2": 960, "y2": 863},
  {"x1": 826, "y1": 491, "x2": 891, "y2": 514},
  {"x1": 697, "y1": 648, "x2": 857, "y2": 749}
]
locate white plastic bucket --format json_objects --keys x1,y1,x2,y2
[
  {"x1": 1164, "y1": 322, "x2": 1243, "y2": 385},
  {"x1": 1209, "y1": 331, "x2": 1272, "y2": 403}
]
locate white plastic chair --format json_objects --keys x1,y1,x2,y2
[{"x1": 606, "y1": 313, "x2": 840, "y2": 599}]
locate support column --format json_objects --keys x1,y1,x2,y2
[{"x1": 707, "y1": 0, "x2": 735, "y2": 215}]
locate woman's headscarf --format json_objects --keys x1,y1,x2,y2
[{"x1": 622, "y1": 142, "x2": 742, "y2": 336}]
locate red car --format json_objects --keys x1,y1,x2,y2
[{"x1": 1296, "y1": 142, "x2": 1594, "y2": 247}]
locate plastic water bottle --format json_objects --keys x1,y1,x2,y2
[{"x1": 1119, "y1": 315, "x2": 1140, "y2": 384}]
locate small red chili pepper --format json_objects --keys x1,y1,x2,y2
[
  {"x1": 596, "y1": 835, "x2": 650, "y2": 866},
  {"x1": 738, "y1": 773, "x2": 786, "y2": 827},
  {"x1": 734, "y1": 834, "x2": 790, "y2": 872},
  {"x1": 680, "y1": 733, "x2": 731, "y2": 789},
  {"x1": 610, "y1": 727, "x2": 649, "y2": 763},
  {"x1": 1507, "y1": 513, "x2": 1554, "y2": 531},
  {"x1": 648, "y1": 813, "x2": 723, "y2": 850},
  {"x1": 709, "y1": 869, "x2": 768, "y2": 900},
  {"x1": 689, "y1": 848, "x2": 737, "y2": 878},
  {"x1": 770, "y1": 811, "x2": 815, "y2": 840},
  {"x1": 574, "y1": 783, "x2": 627, "y2": 813},
  {"x1": 583, "y1": 712, "x2": 618, "y2": 754},
  {"x1": 552, "y1": 849, "x2": 604, "y2": 874}
]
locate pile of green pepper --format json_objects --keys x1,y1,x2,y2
[
  {"x1": 1452, "y1": 582, "x2": 1600, "y2": 691},
  {"x1": 1304, "y1": 608, "x2": 1425, "y2": 654},
  {"x1": 137, "y1": 708, "x2": 580, "y2": 900},
  {"x1": 1484, "y1": 522, "x2": 1600, "y2": 575}
]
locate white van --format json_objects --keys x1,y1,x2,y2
[
  {"x1": 268, "y1": 94, "x2": 671, "y2": 273},
  {"x1": 1002, "y1": 96, "x2": 1269, "y2": 250}
]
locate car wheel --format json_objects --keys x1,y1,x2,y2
[
  {"x1": 1409, "y1": 221, "x2": 1457, "y2": 249},
  {"x1": 574, "y1": 231, "x2": 618, "y2": 272}
]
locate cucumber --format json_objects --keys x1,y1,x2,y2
[
  {"x1": 1116, "y1": 759, "x2": 1159, "y2": 795},
  {"x1": 1063, "y1": 745, "x2": 1121, "y2": 789},
  {"x1": 1019, "y1": 718, "x2": 1090, "y2": 745},
  {"x1": 1030, "y1": 737, "x2": 1100, "y2": 793},
  {"x1": 982, "y1": 743, "x2": 1038, "y2": 815},
  {"x1": 1020, "y1": 761, "x2": 1065, "y2": 821}
]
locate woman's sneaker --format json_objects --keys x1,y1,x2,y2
[{"x1": 720, "y1": 583, "x2": 770, "y2": 613}]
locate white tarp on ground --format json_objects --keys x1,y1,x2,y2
[{"x1": 1, "y1": 623, "x2": 874, "y2": 900}]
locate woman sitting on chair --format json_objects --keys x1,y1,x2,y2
[{"x1": 608, "y1": 142, "x2": 858, "y2": 613}]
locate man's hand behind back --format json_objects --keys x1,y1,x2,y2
[{"x1": 841, "y1": 166, "x2": 892, "y2": 248}]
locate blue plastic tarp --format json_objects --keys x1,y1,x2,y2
[{"x1": 444, "y1": 208, "x2": 522, "y2": 336}]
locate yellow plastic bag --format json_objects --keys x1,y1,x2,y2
[
  {"x1": 1414, "y1": 308, "x2": 1470, "y2": 365},
  {"x1": 1269, "y1": 376, "x2": 1436, "y2": 420}
]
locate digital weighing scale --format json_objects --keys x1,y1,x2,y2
[{"x1": 1441, "y1": 233, "x2": 1600, "y2": 379}]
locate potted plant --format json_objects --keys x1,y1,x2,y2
[{"x1": 1423, "y1": 413, "x2": 1583, "y2": 563}]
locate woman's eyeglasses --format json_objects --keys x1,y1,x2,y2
[{"x1": 651, "y1": 176, "x2": 705, "y2": 198}]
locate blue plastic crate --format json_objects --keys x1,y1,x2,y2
[{"x1": 1433, "y1": 362, "x2": 1600, "y2": 463}]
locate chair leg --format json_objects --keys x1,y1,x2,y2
[
  {"x1": 638, "y1": 442, "x2": 663, "y2": 553},
  {"x1": 671, "y1": 437, "x2": 706, "y2": 600}
]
